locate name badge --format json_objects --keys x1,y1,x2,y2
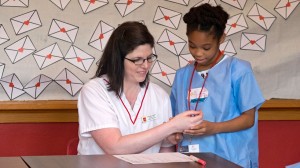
[
  {"x1": 179, "y1": 144, "x2": 200, "y2": 153},
  {"x1": 188, "y1": 87, "x2": 208, "y2": 103},
  {"x1": 188, "y1": 144, "x2": 200, "y2": 153},
  {"x1": 141, "y1": 114, "x2": 157, "y2": 123}
]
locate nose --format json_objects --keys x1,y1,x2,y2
[
  {"x1": 140, "y1": 59, "x2": 149, "y2": 68},
  {"x1": 193, "y1": 48, "x2": 204, "y2": 58}
]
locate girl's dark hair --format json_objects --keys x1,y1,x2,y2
[
  {"x1": 95, "y1": 21, "x2": 154, "y2": 96},
  {"x1": 183, "y1": 4, "x2": 229, "y2": 40}
]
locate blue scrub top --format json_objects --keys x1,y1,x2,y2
[{"x1": 170, "y1": 56, "x2": 265, "y2": 168}]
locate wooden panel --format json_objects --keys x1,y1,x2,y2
[
  {"x1": 0, "y1": 99, "x2": 300, "y2": 123},
  {"x1": 0, "y1": 100, "x2": 78, "y2": 123}
]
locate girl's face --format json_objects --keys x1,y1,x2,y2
[
  {"x1": 187, "y1": 30, "x2": 224, "y2": 70},
  {"x1": 123, "y1": 44, "x2": 153, "y2": 85}
]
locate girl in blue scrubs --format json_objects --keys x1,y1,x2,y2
[{"x1": 170, "y1": 4, "x2": 265, "y2": 168}]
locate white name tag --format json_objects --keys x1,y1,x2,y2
[{"x1": 188, "y1": 144, "x2": 200, "y2": 153}]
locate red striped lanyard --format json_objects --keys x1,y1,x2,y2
[
  {"x1": 118, "y1": 82, "x2": 149, "y2": 125},
  {"x1": 188, "y1": 51, "x2": 223, "y2": 110}
]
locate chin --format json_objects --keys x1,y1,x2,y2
[{"x1": 136, "y1": 75, "x2": 147, "y2": 83}]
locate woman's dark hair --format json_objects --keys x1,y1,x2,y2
[
  {"x1": 183, "y1": 4, "x2": 229, "y2": 40},
  {"x1": 95, "y1": 21, "x2": 154, "y2": 96}
]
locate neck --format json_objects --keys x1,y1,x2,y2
[
  {"x1": 123, "y1": 80, "x2": 140, "y2": 94},
  {"x1": 123, "y1": 80, "x2": 141, "y2": 108}
]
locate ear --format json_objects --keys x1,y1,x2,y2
[{"x1": 219, "y1": 33, "x2": 226, "y2": 44}]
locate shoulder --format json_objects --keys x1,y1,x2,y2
[
  {"x1": 81, "y1": 77, "x2": 107, "y2": 94},
  {"x1": 148, "y1": 82, "x2": 169, "y2": 97},
  {"x1": 224, "y1": 56, "x2": 253, "y2": 75},
  {"x1": 229, "y1": 56, "x2": 252, "y2": 70}
]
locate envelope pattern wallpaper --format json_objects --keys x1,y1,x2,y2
[{"x1": 0, "y1": 0, "x2": 299, "y2": 100}]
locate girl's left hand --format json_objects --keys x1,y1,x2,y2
[{"x1": 183, "y1": 120, "x2": 218, "y2": 136}]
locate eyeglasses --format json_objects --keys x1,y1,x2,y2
[{"x1": 125, "y1": 54, "x2": 158, "y2": 65}]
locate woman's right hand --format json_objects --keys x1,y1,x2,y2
[{"x1": 169, "y1": 110, "x2": 203, "y2": 132}]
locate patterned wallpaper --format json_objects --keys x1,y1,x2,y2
[{"x1": 0, "y1": 0, "x2": 299, "y2": 100}]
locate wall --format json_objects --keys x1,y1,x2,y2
[{"x1": 1, "y1": 0, "x2": 300, "y2": 101}]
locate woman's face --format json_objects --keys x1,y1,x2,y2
[
  {"x1": 123, "y1": 44, "x2": 153, "y2": 85},
  {"x1": 187, "y1": 30, "x2": 224, "y2": 70}
]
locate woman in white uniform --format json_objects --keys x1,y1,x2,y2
[{"x1": 77, "y1": 21, "x2": 203, "y2": 155}]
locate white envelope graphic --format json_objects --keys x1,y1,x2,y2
[
  {"x1": 157, "y1": 29, "x2": 186, "y2": 56},
  {"x1": 115, "y1": 0, "x2": 145, "y2": 17},
  {"x1": 248, "y1": 3, "x2": 276, "y2": 31},
  {"x1": 10, "y1": 10, "x2": 42, "y2": 35},
  {"x1": 79, "y1": 0, "x2": 108, "y2": 14},
  {"x1": 48, "y1": 19, "x2": 79, "y2": 43},
  {"x1": 0, "y1": 73, "x2": 25, "y2": 100},
  {"x1": 274, "y1": 0, "x2": 299, "y2": 19},
  {"x1": 194, "y1": 0, "x2": 217, "y2": 7},
  {"x1": 89, "y1": 20, "x2": 114, "y2": 51},
  {"x1": 0, "y1": 0, "x2": 28, "y2": 7},
  {"x1": 64, "y1": 45, "x2": 95, "y2": 73},
  {"x1": 4, "y1": 35, "x2": 36, "y2": 64},
  {"x1": 225, "y1": 13, "x2": 248, "y2": 36},
  {"x1": 219, "y1": 40, "x2": 236, "y2": 56},
  {"x1": 178, "y1": 53, "x2": 194, "y2": 68},
  {"x1": 165, "y1": 0, "x2": 189, "y2": 6},
  {"x1": 23, "y1": 74, "x2": 53, "y2": 99},
  {"x1": 150, "y1": 61, "x2": 176, "y2": 86},
  {"x1": 54, "y1": 68, "x2": 84, "y2": 96},
  {"x1": 50, "y1": 0, "x2": 71, "y2": 10},
  {"x1": 153, "y1": 6, "x2": 182, "y2": 29},
  {"x1": 0, "y1": 24, "x2": 10, "y2": 45},
  {"x1": 33, "y1": 43, "x2": 64, "y2": 70},
  {"x1": 221, "y1": 0, "x2": 247, "y2": 10},
  {"x1": 240, "y1": 32, "x2": 266, "y2": 52},
  {"x1": 0, "y1": 63, "x2": 5, "y2": 79}
]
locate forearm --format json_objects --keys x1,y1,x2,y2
[
  {"x1": 159, "y1": 146, "x2": 176, "y2": 153},
  {"x1": 215, "y1": 108, "x2": 255, "y2": 133},
  {"x1": 92, "y1": 121, "x2": 176, "y2": 154}
]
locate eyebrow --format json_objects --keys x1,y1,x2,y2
[{"x1": 131, "y1": 54, "x2": 153, "y2": 59}]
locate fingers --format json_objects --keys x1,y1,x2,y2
[
  {"x1": 183, "y1": 110, "x2": 202, "y2": 116},
  {"x1": 175, "y1": 133, "x2": 183, "y2": 141}
]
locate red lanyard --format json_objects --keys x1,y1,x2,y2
[
  {"x1": 118, "y1": 82, "x2": 149, "y2": 125},
  {"x1": 103, "y1": 78, "x2": 149, "y2": 125},
  {"x1": 188, "y1": 51, "x2": 223, "y2": 110}
]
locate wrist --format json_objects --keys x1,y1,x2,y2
[{"x1": 163, "y1": 120, "x2": 178, "y2": 135}]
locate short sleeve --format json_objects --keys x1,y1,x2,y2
[
  {"x1": 232, "y1": 62, "x2": 265, "y2": 113},
  {"x1": 78, "y1": 79, "x2": 119, "y2": 137}
]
